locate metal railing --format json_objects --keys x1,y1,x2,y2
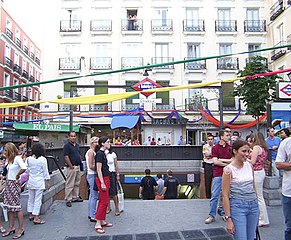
[
  {"x1": 151, "y1": 19, "x2": 173, "y2": 31},
  {"x1": 271, "y1": 41, "x2": 286, "y2": 61},
  {"x1": 4, "y1": 57, "x2": 13, "y2": 69},
  {"x1": 121, "y1": 102, "x2": 140, "y2": 111},
  {"x1": 184, "y1": 59, "x2": 206, "y2": 70},
  {"x1": 22, "y1": 70, "x2": 29, "y2": 79},
  {"x1": 30, "y1": 52, "x2": 35, "y2": 61},
  {"x1": 59, "y1": 58, "x2": 81, "y2": 70},
  {"x1": 121, "y1": 57, "x2": 143, "y2": 69},
  {"x1": 35, "y1": 57, "x2": 40, "y2": 66},
  {"x1": 15, "y1": 38, "x2": 22, "y2": 48},
  {"x1": 217, "y1": 57, "x2": 239, "y2": 70},
  {"x1": 185, "y1": 98, "x2": 208, "y2": 111},
  {"x1": 13, "y1": 64, "x2": 22, "y2": 75},
  {"x1": 58, "y1": 104, "x2": 80, "y2": 112},
  {"x1": 215, "y1": 20, "x2": 237, "y2": 32},
  {"x1": 29, "y1": 75, "x2": 35, "y2": 82},
  {"x1": 90, "y1": 57, "x2": 112, "y2": 70},
  {"x1": 152, "y1": 98, "x2": 175, "y2": 110},
  {"x1": 60, "y1": 20, "x2": 82, "y2": 32},
  {"x1": 121, "y1": 19, "x2": 143, "y2": 31},
  {"x1": 151, "y1": 57, "x2": 174, "y2": 69},
  {"x1": 90, "y1": 20, "x2": 112, "y2": 32},
  {"x1": 24, "y1": 46, "x2": 29, "y2": 55},
  {"x1": 89, "y1": 103, "x2": 112, "y2": 111},
  {"x1": 183, "y1": 19, "x2": 205, "y2": 32},
  {"x1": 270, "y1": 0, "x2": 284, "y2": 21},
  {"x1": 244, "y1": 20, "x2": 266, "y2": 32},
  {"x1": 245, "y1": 57, "x2": 268, "y2": 68},
  {"x1": 5, "y1": 28, "x2": 13, "y2": 40}
]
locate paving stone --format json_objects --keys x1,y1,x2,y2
[
  {"x1": 112, "y1": 234, "x2": 133, "y2": 240},
  {"x1": 65, "y1": 237, "x2": 87, "y2": 240},
  {"x1": 88, "y1": 236, "x2": 111, "y2": 240},
  {"x1": 158, "y1": 231, "x2": 182, "y2": 240},
  {"x1": 181, "y1": 230, "x2": 207, "y2": 239},
  {"x1": 136, "y1": 233, "x2": 157, "y2": 240},
  {"x1": 203, "y1": 228, "x2": 229, "y2": 237}
]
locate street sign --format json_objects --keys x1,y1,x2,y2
[
  {"x1": 132, "y1": 98, "x2": 162, "y2": 104},
  {"x1": 278, "y1": 82, "x2": 291, "y2": 99},
  {"x1": 132, "y1": 77, "x2": 162, "y2": 97}
]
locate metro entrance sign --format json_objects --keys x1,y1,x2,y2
[
  {"x1": 278, "y1": 82, "x2": 291, "y2": 99},
  {"x1": 132, "y1": 77, "x2": 162, "y2": 97}
]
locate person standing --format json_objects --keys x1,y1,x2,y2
[
  {"x1": 280, "y1": 128, "x2": 290, "y2": 140},
  {"x1": 222, "y1": 140, "x2": 259, "y2": 240},
  {"x1": 2, "y1": 142, "x2": 27, "y2": 239},
  {"x1": 63, "y1": 131, "x2": 83, "y2": 207},
  {"x1": 205, "y1": 130, "x2": 232, "y2": 224},
  {"x1": 85, "y1": 137, "x2": 99, "y2": 222},
  {"x1": 139, "y1": 169, "x2": 157, "y2": 200},
  {"x1": 203, "y1": 134, "x2": 215, "y2": 199},
  {"x1": 265, "y1": 127, "x2": 281, "y2": 176},
  {"x1": 143, "y1": 136, "x2": 151, "y2": 145},
  {"x1": 106, "y1": 145, "x2": 121, "y2": 216},
  {"x1": 94, "y1": 136, "x2": 112, "y2": 234},
  {"x1": 27, "y1": 143, "x2": 51, "y2": 224},
  {"x1": 156, "y1": 174, "x2": 164, "y2": 196},
  {"x1": 150, "y1": 138, "x2": 156, "y2": 145},
  {"x1": 275, "y1": 136, "x2": 291, "y2": 240},
  {"x1": 162, "y1": 169, "x2": 180, "y2": 199},
  {"x1": 177, "y1": 136, "x2": 185, "y2": 145},
  {"x1": 248, "y1": 132, "x2": 269, "y2": 227}
]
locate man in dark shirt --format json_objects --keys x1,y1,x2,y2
[
  {"x1": 63, "y1": 131, "x2": 83, "y2": 207},
  {"x1": 139, "y1": 169, "x2": 157, "y2": 200},
  {"x1": 163, "y1": 169, "x2": 180, "y2": 199}
]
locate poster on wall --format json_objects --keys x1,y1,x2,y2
[{"x1": 271, "y1": 102, "x2": 291, "y2": 130}]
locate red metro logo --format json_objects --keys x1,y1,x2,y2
[
  {"x1": 280, "y1": 84, "x2": 291, "y2": 97},
  {"x1": 132, "y1": 77, "x2": 162, "y2": 97}
]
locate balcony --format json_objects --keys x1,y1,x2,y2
[
  {"x1": 22, "y1": 96, "x2": 29, "y2": 102},
  {"x1": 244, "y1": 20, "x2": 266, "y2": 32},
  {"x1": 217, "y1": 57, "x2": 239, "y2": 70},
  {"x1": 59, "y1": 58, "x2": 81, "y2": 71},
  {"x1": 90, "y1": 20, "x2": 112, "y2": 33},
  {"x1": 271, "y1": 41, "x2": 286, "y2": 61},
  {"x1": 4, "y1": 57, "x2": 13, "y2": 70},
  {"x1": 5, "y1": 28, "x2": 13, "y2": 40},
  {"x1": 3, "y1": 89, "x2": 13, "y2": 100},
  {"x1": 246, "y1": 57, "x2": 268, "y2": 68},
  {"x1": 152, "y1": 98, "x2": 175, "y2": 111},
  {"x1": 13, "y1": 92, "x2": 22, "y2": 102},
  {"x1": 30, "y1": 52, "x2": 35, "y2": 61},
  {"x1": 13, "y1": 64, "x2": 22, "y2": 75},
  {"x1": 223, "y1": 97, "x2": 241, "y2": 111},
  {"x1": 183, "y1": 19, "x2": 205, "y2": 33},
  {"x1": 89, "y1": 103, "x2": 112, "y2": 112},
  {"x1": 29, "y1": 75, "x2": 35, "y2": 82},
  {"x1": 184, "y1": 59, "x2": 206, "y2": 70},
  {"x1": 58, "y1": 104, "x2": 80, "y2": 112},
  {"x1": 35, "y1": 57, "x2": 40, "y2": 66},
  {"x1": 270, "y1": 0, "x2": 284, "y2": 21},
  {"x1": 151, "y1": 19, "x2": 173, "y2": 33},
  {"x1": 121, "y1": 57, "x2": 143, "y2": 69},
  {"x1": 121, "y1": 19, "x2": 143, "y2": 32},
  {"x1": 121, "y1": 102, "x2": 140, "y2": 111},
  {"x1": 22, "y1": 70, "x2": 29, "y2": 80},
  {"x1": 24, "y1": 46, "x2": 29, "y2": 55},
  {"x1": 287, "y1": 34, "x2": 291, "y2": 50},
  {"x1": 151, "y1": 57, "x2": 174, "y2": 70},
  {"x1": 90, "y1": 57, "x2": 112, "y2": 70},
  {"x1": 60, "y1": 20, "x2": 82, "y2": 33},
  {"x1": 185, "y1": 98, "x2": 208, "y2": 112},
  {"x1": 215, "y1": 20, "x2": 237, "y2": 32},
  {"x1": 15, "y1": 38, "x2": 22, "y2": 48}
]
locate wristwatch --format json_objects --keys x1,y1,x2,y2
[{"x1": 225, "y1": 216, "x2": 232, "y2": 220}]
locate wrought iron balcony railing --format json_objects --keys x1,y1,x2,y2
[
  {"x1": 121, "y1": 57, "x2": 143, "y2": 69},
  {"x1": 60, "y1": 20, "x2": 82, "y2": 32},
  {"x1": 58, "y1": 104, "x2": 80, "y2": 112},
  {"x1": 29, "y1": 75, "x2": 35, "y2": 82},
  {"x1": 6, "y1": 28, "x2": 13, "y2": 40},
  {"x1": 121, "y1": 19, "x2": 143, "y2": 31},
  {"x1": 185, "y1": 98, "x2": 208, "y2": 111},
  {"x1": 89, "y1": 103, "x2": 112, "y2": 112},
  {"x1": 183, "y1": 19, "x2": 205, "y2": 32},
  {"x1": 121, "y1": 102, "x2": 140, "y2": 111},
  {"x1": 90, "y1": 57, "x2": 112, "y2": 70},
  {"x1": 151, "y1": 19, "x2": 173, "y2": 31},
  {"x1": 244, "y1": 20, "x2": 266, "y2": 32},
  {"x1": 152, "y1": 98, "x2": 175, "y2": 111},
  {"x1": 30, "y1": 52, "x2": 35, "y2": 61},
  {"x1": 4, "y1": 57, "x2": 13, "y2": 69},
  {"x1": 184, "y1": 58, "x2": 206, "y2": 70},
  {"x1": 35, "y1": 57, "x2": 40, "y2": 66},
  {"x1": 151, "y1": 57, "x2": 174, "y2": 69},
  {"x1": 270, "y1": 0, "x2": 284, "y2": 21},
  {"x1": 15, "y1": 38, "x2": 22, "y2": 48},
  {"x1": 22, "y1": 70, "x2": 29, "y2": 79},
  {"x1": 13, "y1": 64, "x2": 22, "y2": 75},
  {"x1": 215, "y1": 20, "x2": 237, "y2": 32},
  {"x1": 217, "y1": 57, "x2": 239, "y2": 70},
  {"x1": 13, "y1": 92, "x2": 22, "y2": 102},
  {"x1": 271, "y1": 41, "x2": 286, "y2": 61},
  {"x1": 90, "y1": 20, "x2": 112, "y2": 32},
  {"x1": 22, "y1": 96, "x2": 29, "y2": 102},
  {"x1": 24, "y1": 46, "x2": 29, "y2": 55},
  {"x1": 245, "y1": 57, "x2": 268, "y2": 68},
  {"x1": 59, "y1": 58, "x2": 81, "y2": 70},
  {"x1": 4, "y1": 89, "x2": 13, "y2": 99}
]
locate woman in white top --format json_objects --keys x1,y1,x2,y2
[
  {"x1": 2, "y1": 142, "x2": 27, "y2": 239},
  {"x1": 86, "y1": 137, "x2": 99, "y2": 222},
  {"x1": 105, "y1": 145, "x2": 120, "y2": 216},
  {"x1": 27, "y1": 143, "x2": 51, "y2": 225}
]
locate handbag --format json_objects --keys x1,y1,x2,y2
[{"x1": 117, "y1": 181, "x2": 124, "y2": 212}]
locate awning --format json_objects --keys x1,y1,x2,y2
[
  {"x1": 13, "y1": 123, "x2": 80, "y2": 132},
  {"x1": 110, "y1": 115, "x2": 139, "y2": 129}
]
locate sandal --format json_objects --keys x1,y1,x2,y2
[
  {"x1": 29, "y1": 217, "x2": 34, "y2": 221},
  {"x1": 2, "y1": 229, "x2": 16, "y2": 237},
  {"x1": 101, "y1": 222, "x2": 113, "y2": 227},
  {"x1": 106, "y1": 208, "x2": 111, "y2": 214},
  {"x1": 0, "y1": 226, "x2": 6, "y2": 233},
  {"x1": 95, "y1": 227, "x2": 105, "y2": 234},
  {"x1": 12, "y1": 230, "x2": 25, "y2": 239},
  {"x1": 115, "y1": 211, "x2": 120, "y2": 216},
  {"x1": 33, "y1": 219, "x2": 46, "y2": 225}
]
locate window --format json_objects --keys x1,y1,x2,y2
[
  {"x1": 156, "y1": 81, "x2": 169, "y2": 105},
  {"x1": 155, "y1": 43, "x2": 169, "y2": 61},
  {"x1": 248, "y1": 44, "x2": 261, "y2": 57},
  {"x1": 218, "y1": 8, "x2": 230, "y2": 21},
  {"x1": 187, "y1": 43, "x2": 204, "y2": 69},
  {"x1": 64, "y1": 81, "x2": 77, "y2": 98},
  {"x1": 94, "y1": 81, "x2": 108, "y2": 95},
  {"x1": 6, "y1": 18, "x2": 12, "y2": 30},
  {"x1": 21, "y1": 109, "x2": 25, "y2": 121},
  {"x1": 222, "y1": 82, "x2": 235, "y2": 109},
  {"x1": 154, "y1": 8, "x2": 168, "y2": 26},
  {"x1": 276, "y1": 23, "x2": 284, "y2": 43},
  {"x1": 63, "y1": 43, "x2": 80, "y2": 58},
  {"x1": 4, "y1": 73, "x2": 10, "y2": 87},
  {"x1": 34, "y1": 91, "x2": 38, "y2": 101},
  {"x1": 185, "y1": 8, "x2": 199, "y2": 28},
  {"x1": 246, "y1": 8, "x2": 259, "y2": 21},
  {"x1": 219, "y1": 43, "x2": 232, "y2": 55},
  {"x1": 29, "y1": 66, "x2": 33, "y2": 76},
  {"x1": 126, "y1": 81, "x2": 139, "y2": 104},
  {"x1": 24, "y1": 37, "x2": 28, "y2": 48},
  {"x1": 14, "y1": 52, "x2": 20, "y2": 65},
  {"x1": 15, "y1": 28, "x2": 20, "y2": 40},
  {"x1": 22, "y1": 59, "x2": 27, "y2": 72},
  {"x1": 5, "y1": 44, "x2": 11, "y2": 58}
]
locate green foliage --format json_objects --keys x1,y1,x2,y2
[{"x1": 233, "y1": 56, "x2": 280, "y2": 124}]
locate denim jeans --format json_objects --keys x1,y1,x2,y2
[
  {"x1": 86, "y1": 174, "x2": 99, "y2": 218},
  {"x1": 230, "y1": 198, "x2": 259, "y2": 240},
  {"x1": 282, "y1": 194, "x2": 291, "y2": 240},
  {"x1": 209, "y1": 176, "x2": 224, "y2": 217}
]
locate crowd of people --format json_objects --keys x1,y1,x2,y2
[{"x1": 202, "y1": 127, "x2": 290, "y2": 240}]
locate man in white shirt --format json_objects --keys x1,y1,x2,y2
[{"x1": 275, "y1": 137, "x2": 291, "y2": 240}]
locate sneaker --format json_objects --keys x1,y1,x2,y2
[
  {"x1": 205, "y1": 216, "x2": 215, "y2": 224},
  {"x1": 221, "y1": 215, "x2": 227, "y2": 222},
  {"x1": 66, "y1": 201, "x2": 72, "y2": 207}
]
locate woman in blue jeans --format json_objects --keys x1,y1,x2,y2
[
  {"x1": 85, "y1": 137, "x2": 99, "y2": 222},
  {"x1": 222, "y1": 140, "x2": 259, "y2": 240}
]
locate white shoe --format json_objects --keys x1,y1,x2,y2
[{"x1": 205, "y1": 216, "x2": 215, "y2": 224}]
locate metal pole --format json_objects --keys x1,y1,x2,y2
[
  {"x1": 219, "y1": 87, "x2": 223, "y2": 129},
  {"x1": 69, "y1": 86, "x2": 74, "y2": 132}
]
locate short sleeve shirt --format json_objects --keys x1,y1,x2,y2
[
  {"x1": 265, "y1": 136, "x2": 281, "y2": 161},
  {"x1": 164, "y1": 176, "x2": 179, "y2": 199},
  {"x1": 7, "y1": 155, "x2": 27, "y2": 180},
  {"x1": 107, "y1": 152, "x2": 117, "y2": 172},
  {"x1": 95, "y1": 150, "x2": 110, "y2": 177},
  {"x1": 140, "y1": 176, "x2": 157, "y2": 199},
  {"x1": 212, "y1": 143, "x2": 232, "y2": 177},
  {"x1": 63, "y1": 141, "x2": 82, "y2": 166}
]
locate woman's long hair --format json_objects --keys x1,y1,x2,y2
[
  {"x1": 253, "y1": 132, "x2": 268, "y2": 151},
  {"x1": 4, "y1": 142, "x2": 19, "y2": 164}
]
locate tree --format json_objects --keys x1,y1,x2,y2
[{"x1": 233, "y1": 56, "x2": 280, "y2": 131}]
